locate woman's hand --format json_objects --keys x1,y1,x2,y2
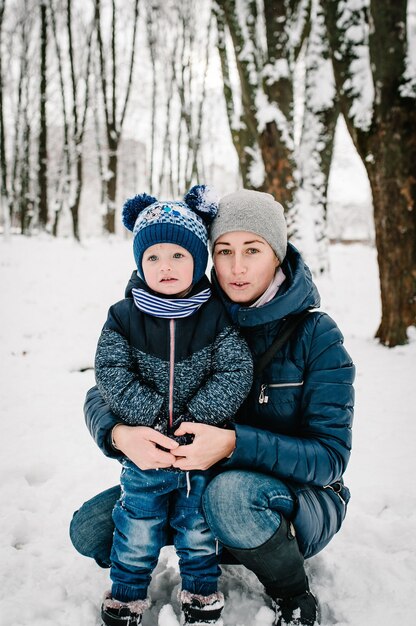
[
  {"x1": 112, "y1": 424, "x2": 179, "y2": 470},
  {"x1": 171, "y1": 423, "x2": 236, "y2": 470}
]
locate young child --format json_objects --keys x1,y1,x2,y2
[{"x1": 94, "y1": 185, "x2": 253, "y2": 626}]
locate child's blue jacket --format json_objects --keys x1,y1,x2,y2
[{"x1": 93, "y1": 273, "x2": 253, "y2": 436}]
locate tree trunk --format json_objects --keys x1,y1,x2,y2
[
  {"x1": 95, "y1": 0, "x2": 139, "y2": 234},
  {"x1": 189, "y1": 10, "x2": 213, "y2": 187},
  {"x1": 295, "y1": 0, "x2": 339, "y2": 272},
  {"x1": 368, "y1": 0, "x2": 416, "y2": 343},
  {"x1": 20, "y1": 105, "x2": 32, "y2": 234},
  {"x1": 257, "y1": 123, "x2": 295, "y2": 207},
  {"x1": 10, "y1": 25, "x2": 26, "y2": 232},
  {"x1": 159, "y1": 54, "x2": 175, "y2": 196},
  {"x1": 215, "y1": 0, "x2": 262, "y2": 188},
  {"x1": 49, "y1": 0, "x2": 70, "y2": 237},
  {"x1": 365, "y1": 110, "x2": 416, "y2": 345},
  {"x1": 38, "y1": 1, "x2": 48, "y2": 229},
  {"x1": 70, "y1": 152, "x2": 82, "y2": 241},
  {"x1": 324, "y1": 0, "x2": 416, "y2": 345},
  {"x1": 12, "y1": 11, "x2": 33, "y2": 234},
  {"x1": 259, "y1": 0, "x2": 297, "y2": 206},
  {"x1": 0, "y1": 0, "x2": 10, "y2": 235},
  {"x1": 104, "y1": 130, "x2": 119, "y2": 234},
  {"x1": 146, "y1": 3, "x2": 157, "y2": 194},
  {"x1": 216, "y1": 0, "x2": 311, "y2": 212}
]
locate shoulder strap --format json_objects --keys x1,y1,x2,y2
[{"x1": 254, "y1": 310, "x2": 311, "y2": 378}]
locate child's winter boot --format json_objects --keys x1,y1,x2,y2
[
  {"x1": 101, "y1": 592, "x2": 150, "y2": 626},
  {"x1": 179, "y1": 590, "x2": 224, "y2": 625}
]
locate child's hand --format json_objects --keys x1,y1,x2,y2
[
  {"x1": 168, "y1": 414, "x2": 194, "y2": 446},
  {"x1": 112, "y1": 424, "x2": 179, "y2": 470}
]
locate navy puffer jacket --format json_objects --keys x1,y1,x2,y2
[{"x1": 215, "y1": 243, "x2": 355, "y2": 557}]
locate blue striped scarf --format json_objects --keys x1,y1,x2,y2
[{"x1": 131, "y1": 287, "x2": 211, "y2": 318}]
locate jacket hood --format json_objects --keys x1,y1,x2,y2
[
  {"x1": 211, "y1": 243, "x2": 320, "y2": 327},
  {"x1": 124, "y1": 271, "x2": 212, "y2": 299}
]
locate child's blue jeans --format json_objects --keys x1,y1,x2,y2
[{"x1": 110, "y1": 461, "x2": 220, "y2": 602}]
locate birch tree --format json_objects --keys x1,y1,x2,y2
[
  {"x1": 145, "y1": 0, "x2": 158, "y2": 194},
  {"x1": 295, "y1": 0, "x2": 339, "y2": 272},
  {"x1": 9, "y1": 2, "x2": 36, "y2": 234},
  {"x1": 174, "y1": 0, "x2": 213, "y2": 191},
  {"x1": 141, "y1": 0, "x2": 213, "y2": 197},
  {"x1": 49, "y1": 0, "x2": 93, "y2": 240},
  {"x1": 94, "y1": 0, "x2": 139, "y2": 234},
  {"x1": 324, "y1": 0, "x2": 416, "y2": 346}
]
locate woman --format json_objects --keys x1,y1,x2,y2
[{"x1": 71, "y1": 189, "x2": 355, "y2": 626}]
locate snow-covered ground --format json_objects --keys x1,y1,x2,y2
[{"x1": 1, "y1": 236, "x2": 415, "y2": 626}]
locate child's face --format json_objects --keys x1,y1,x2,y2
[{"x1": 142, "y1": 243, "x2": 194, "y2": 296}]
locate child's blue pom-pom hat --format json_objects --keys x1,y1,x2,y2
[{"x1": 122, "y1": 185, "x2": 218, "y2": 285}]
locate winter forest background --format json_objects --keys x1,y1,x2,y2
[
  {"x1": 0, "y1": 0, "x2": 415, "y2": 346},
  {"x1": 1, "y1": 2, "x2": 416, "y2": 625}
]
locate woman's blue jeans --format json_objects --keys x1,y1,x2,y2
[
  {"x1": 69, "y1": 469, "x2": 295, "y2": 568},
  {"x1": 202, "y1": 470, "x2": 295, "y2": 549}
]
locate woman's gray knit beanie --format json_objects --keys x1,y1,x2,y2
[{"x1": 209, "y1": 189, "x2": 287, "y2": 262}]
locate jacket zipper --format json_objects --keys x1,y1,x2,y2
[
  {"x1": 169, "y1": 319, "x2": 191, "y2": 493},
  {"x1": 258, "y1": 381, "x2": 304, "y2": 404},
  {"x1": 168, "y1": 318, "x2": 175, "y2": 432}
]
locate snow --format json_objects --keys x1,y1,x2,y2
[
  {"x1": 255, "y1": 90, "x2": 294, "y2": 151},
  {"x1": 245, "y1": 145, "x2": 266, "y2": 190},
  {"x1": 263, "y1": 59, "x2": 290, "y2": 84},
  {"x1": 1, "y1": 235, "x2": 416, "y2": 626},
  {"x1": 327, "y1": 117, "x2": 373, "y2": 243}
]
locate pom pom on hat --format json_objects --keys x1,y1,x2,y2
[
  {"x1": 122, "y1": 193, "x2": 158, "y2": 231},
  {"x1": 184, "y1": 185, "x2": 218, "y2": 225}
]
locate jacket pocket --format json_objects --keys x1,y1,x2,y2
[
  {"x1": 254, "y1": 379, "x2": 304, "y2": 435},
  {"x1": 258, "y1": 381, "x2": 304, "y2": 404}
]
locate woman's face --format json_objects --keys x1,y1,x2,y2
[{"x1": 212, "y1": 231, "x2": 279, "y2": 305}]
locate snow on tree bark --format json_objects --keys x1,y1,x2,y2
[
  {"x1": 216, "y1": 0, "x2": 300, "y2": 205},
  {"x1": 215, "y1": 1, "x2": 319, "y2": 240},
  {"x1": 295, "y1": 0, "x2": 339, "y2": 274}
]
